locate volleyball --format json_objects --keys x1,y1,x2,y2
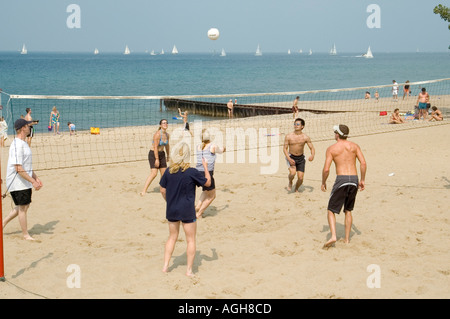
[{"x1": 207, "y1": 28, "x2": 220, "y2": 40}]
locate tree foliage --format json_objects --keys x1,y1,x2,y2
[{"x1": 434, "y1": 4, "x2": 450, "y2": 30}]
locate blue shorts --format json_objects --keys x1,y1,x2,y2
[{"x1": 418, "y1": 102, "x2": 427, "y2": 110}]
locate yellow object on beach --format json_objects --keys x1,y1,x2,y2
[{"x1": 90, "y1": 127, "x2": 100, "y2": 135}]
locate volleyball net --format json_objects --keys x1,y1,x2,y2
[{"x1": 0, "y1": 78, "x2": 448, "y2": 171}]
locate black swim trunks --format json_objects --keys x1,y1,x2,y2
[
  {"x1": 148, "y1": 150, "x2": 167, "y2": 169},
  {"x1": 11, "y1": 188, "x2": 32, "y2": 206},
  {"x1": 328, "y1": 175, "x2": 359, "y2": 214},
  {"x1": 288, "y1": 154, "x2": 305, "y2": 172}
]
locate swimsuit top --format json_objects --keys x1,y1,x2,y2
[{"x1": 153, "y1": 131, "x2": 168, "y2": 146}]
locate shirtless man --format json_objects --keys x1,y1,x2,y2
[
  {"x1": 428, "y1": 106, "x2": 443, "y2": 121},
  {"x1": 417, "y1": 87, "x2": 430, "y2": 120},
  {"x1": 283, "y1": 118, "x2": 315, "y2": 193},
  {"x1": 321, "y1": 124, "x2": 366, "y2": 248},
  {"x1": 389, "y1": 108, "x2": 405, "y2": 124},
  {"x1": 292, "y1": 96, "x2": 299, "y2": 118},
  {"x1": 24, "y1": 108, "x2": 39, "y2": 147},
  {"x1": 227, "y1": 99, "x2": 234, "y2": 119}
]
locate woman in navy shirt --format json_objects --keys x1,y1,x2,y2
[{"x1": 160, "y1": 142, "x2": 210, "y2": 277}]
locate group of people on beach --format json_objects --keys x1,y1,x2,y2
[
  {"x1": 388, "y1": 87, "x2": 444, "y2": 123},
  {"x1": 136, "y1": 98, "x2": 367, "y2": 276}
]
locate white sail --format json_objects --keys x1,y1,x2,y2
[
  {"x1": 20, "y1": 44, "x2": 27, "y2": 55},
  {"x1": 150, "y1": 50, "x2": 156, "y2": 56},
  {"x1": 309, "y1": 49, "x2": 312, "y2": 55},
  {"x1": 220, "y1": 48, "x2": 226, "y2": 57},
  {"x1": 299, "y1": 49, "x2": 303, "y2": 54},
  {"x1": 160, "y1": 49, "x2": 165, "y2": 55},
  {"x1": 329, "y1": 43, "x2": 337, "y2": 55},
  {"x1": 362, "y1": 46, "x2": 373, "y2": 58},
  {"x1": 172, "y1": 45, "x2": 178, "y2": 54},
  {"x1": 255, "y1": 44, "x2": 262, "y2": 56},
  {"x1": 124, "y1": 45, "x2": 130, "y2": 55},
  {"x1": 94, "y1": 48, "x2": 99, "y2": 55},
  {"x1": 288, "y1": 49, "x2": 291, "y2": 55}
]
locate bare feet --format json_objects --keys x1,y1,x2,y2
[
  {"x1": 186, "y1": 271, "x2": 195, "y2": 278},
  {"x1": 322, "y1": 237, "x2": 336, "y2": 249},
  {"x1": 286, "y1": 181, "x2": 293, "y2": 192},
  {"x1": 139, "y1": 191, "x2": 145, "y2": 196},
  {"x1": 162, "y1": 265, "x2": 169, "y2": 273},
  {"x1": 24, "y1": 234, "x2": 36, "y2": 241}
]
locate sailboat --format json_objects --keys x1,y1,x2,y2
[
  {"x1": 288, "y1": 49, "x2": 291, "y2": 55},
  {"x1": 299, "y1": 49, "x2": 303, "y2": 54},
  {"x1": 160, "y1": 49, "x2": 165, "y2": 55},
  {"x1": 172, "y1": 45, "x2": 178, "y2": 54},
  {"x1": 329, "y1": 43, "x2": 337, "y2": 55},
  {"x1": 308, "y1": 49, "x2": 312, "y2": 55},
  {"x1": 124, "y1": 45, "x2": 130, "y2": 55},
  {"x1": 255, "y1": 44, "x2": 262, "y2": 56},
  {"x1": 150, "y1": 50, "x2": 157, "y2": 56},
  {"x1": 362, "y1": 46, "x2": 373, "y2": 58},
  {"x1": 220, "y1": 48, "x2": 226, "y2": 57},
  {"x1": 20, "y1": 44, "x2": 27, "y2": 55},
  {"x1": 94, "y1": 48, "x2": 99, "y2": 55}
]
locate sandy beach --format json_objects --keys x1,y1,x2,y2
[{"x1": 0, "y1": 108, "x2": 449, "y2": 299}]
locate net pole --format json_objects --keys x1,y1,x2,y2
[{"x1": 0, "y1": 146, "x2": 5, "y2": 281}]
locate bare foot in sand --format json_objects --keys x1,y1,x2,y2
[
  {"x1": 323, "y1": 237, "x2": 336, "y2": 249},
  {"x1": 286, "y1": 181, "x2": 293, "y2": 192},
  {"x1": 186, "y1": 271, "x2": 195, "y2": 278},
  {"x1": 162, "y1": 265, "x2": 169, "y2": 273},
  {"x1": 24, "y1": 234, "x2": 36, "y2": 241}
]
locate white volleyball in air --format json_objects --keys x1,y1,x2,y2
[{"x1": 207, "y1": 28, "x2": 220, "y2": 40}]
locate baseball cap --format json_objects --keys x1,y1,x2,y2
[
  {"x1": 333, "y1": 124, "x2": 349, "y2": 138},
  {"x1": 14, "y1": 119, "x2": 32, "y2": 131}
]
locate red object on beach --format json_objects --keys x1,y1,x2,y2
[
  {"x1": 48, "y1": 126, "x2": 52, "y2": 131},
  {"x1": 379, "y1": 111, "x2": 387, "y2": 116}
]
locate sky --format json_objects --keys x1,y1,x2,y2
[{"x1": 1, "y1": 0, "x2": 449, "y2": 53}]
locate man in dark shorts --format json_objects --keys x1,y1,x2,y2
[
  {"x1": 321, "y1": 124, "x2": 366, "y2": 248},
  {"x1": 283, "y1": 118, "x2": 315, "y2": 192},
  {"x1": 2, "y1": 119, "x2": 43, "y2": 241}
]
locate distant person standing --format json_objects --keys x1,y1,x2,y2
[
  {"x1": 0, "y1": 116, "x2": 8, "y2": 147},
  {"x1": 25, "y1": 108, "x2": 39, "y2": 146},
  {"x1": 283, "y1": 118, "x2": 315, "y2": 193},
  {"x1": 403, "y1": 80, "x2": 410, "y2": 100},
  {"x1": 3, "y1": 119, "x2": 43, "y2": 241},
  {"x1": 417, "y1": 87, "x2": 430, "y2": 120},
  {"x1": 49, "y1": 106, "x2": 60, "y2": 135},
  {"x1": 321, "y1": 125, "x2": 366, "y2": 249},
  {"x1": 374, "y1": 91, "x2": 379, "y2": 102},
  {"x1": 392, "y1": 80, "x2": 399, "y2": 102},
  {"x1": 292, "y1": 96, "x2": 299, "y2": 118},
  {"x1": 227, "y1": 99, "x2": 234, "y2": 119}
]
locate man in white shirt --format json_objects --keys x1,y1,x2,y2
[
  {"x1": 392, "y1": 80, "x2": 399, "y2": 102},
  {"x1": 3, "y1": 119, "x2": 43, "y2": 241}
]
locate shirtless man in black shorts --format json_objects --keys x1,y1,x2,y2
[
  {"x1": 283, "y1": 118, "x2": 315, "y2": 193},
  {"x1": 321, "y1": 124, "x2": 366, "y2": 248}
]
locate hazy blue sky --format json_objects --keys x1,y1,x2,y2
[{"x1": 1, "y1": 0, "x2": 449, "y2": 53}]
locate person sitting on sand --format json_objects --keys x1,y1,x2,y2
[
  {"x1": 428, "y1": 106, "x2": 443, "y2": 122},
  {"x1": 365, "y1": 91, "x2": 371, "y2": 99},
  {"x1": 389, "y1": 108, "x2": 405, "y2": 124}
]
